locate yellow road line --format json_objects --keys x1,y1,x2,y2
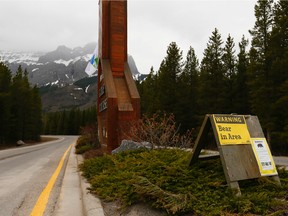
[{"x1": 30, "y1": 144, "x2": 73, "y2": 216}]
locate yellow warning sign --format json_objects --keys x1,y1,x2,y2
[
  {"x1": 213, "y1": 114, "x2": 251, "y2": 145},
  {"x1": 250, "y1": 138, "x2": 278, "y2": 176}
]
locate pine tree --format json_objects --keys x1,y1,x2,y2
[
  {"x1": 248, "y1": 0, "x2": 274, "y2": 142},
  {"x1": 234, "y1": 35, "x2": 250, "y2": 114},
  {"x1": 222, "y1": 34, "x2": 236, "y2": 113},
  {"x1": 199, "y1": 28, "x2": 226, "y2": 114},
  {"x1": 269, "y1": 0, "x2": 288, "y2": 85},
  {"x1": 43, "y1": 106, "x2": 97, "y2": 135},
  {"x1": 157, "y1": 42, "x2": 183, "y2": 114},
  {"x1": 10, "y1": 65, "x2": 26, "y2": 140},
  {"x1": 178, "y1": 46, "x2": 200, "y2": 130},
  {"x1": 222, "y1": 34, "x2": 236, "y2": 78},
  {"x1": 7, "y1": 66, "x2": 42, "y2": 142},
  {"x1": 268, "y1": 0, "x2": 288, "y2": 152},
  {"x1": 249, "y1": 0, "x2": 274, "y2": 57},
  {"x1": 140, "y1": 67, "x2": 160, "y2": 115},
  {"x1": 30, "y1": 86, "x2": 42, "y2": 140},
  {"x1": 22, "y1": 68, "x2": 34, "y2": 140},
  {"x1": 0, "y1": 63, "x2": 12, "y2": 144}
]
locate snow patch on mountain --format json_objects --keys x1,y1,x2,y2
[
  {"x1": 54, "y1": 59, "x2": 74, "y2": 66},
  {"x1": 52, "y1": 80, "x2": 59, "y2": 85},
  {"x1": 0, "y1": 43, "x2": 143, "y2": 88},
  {"x1": 0, "y1": 51, "x2": 43, "y2": 65},
  {"x1": 85, "y1": 85, "x2": 90, "y2": 93}
]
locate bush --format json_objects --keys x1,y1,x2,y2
[
  {"x1": 83, "y1": 148, "x2": 104, "y2": 159},
  {"x1": 80, "y1": 149, "x2": 288, "y2": 215},
  {"x1": 76, "y1": 144, "x2": 93, "y2": 154},
  {"x1": 79, "y1": 124, "x2": 100, "y2": 148},
  {"x1": 75, "y1": 124, "x2": 101, "y2": 155},
  {"x1": 124, "y1": 113, "x2": 195, "y2": 149}
]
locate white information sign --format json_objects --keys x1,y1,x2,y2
[{"x1": 251, "y1": 138, "x2": 277, "y2": 176}]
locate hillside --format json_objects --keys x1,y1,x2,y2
[{"x1": 40, "y1": 76, "x2": 98, "y2": 112}]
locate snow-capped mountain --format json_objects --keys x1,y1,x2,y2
[
  {"x1": 0, "y1": 42, "x2": 141, "y2": 87},
  {"x1": 0, "y1": 51, "x2": 43, "y2": 65},
  {"x1": 0, "y1": 43, "x2": 143, "y2": 112}
]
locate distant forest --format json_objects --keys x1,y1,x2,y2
[
  {"x1": 0, "y1": 62, "x2": 97, "y2": 145},
  {"x1": 137, "y1": 0, "x2": 288, "y2": 154},
  {"x1": 0, "y1": 63, "x2": 42, "y2": 144},
  {"x1": 42, "y1": 106, "x2": 97, "y2": 135}
]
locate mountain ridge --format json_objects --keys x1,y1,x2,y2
[
  {"x1": 0, "y1": 42, "x2": 140, "y2": 87},
  {"x1": 0, "y1": 43, "x2": 143, "y2": 112}
]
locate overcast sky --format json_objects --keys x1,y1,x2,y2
[{"x1": 0, "y1": 0, "x2": 257, "y2": 74}]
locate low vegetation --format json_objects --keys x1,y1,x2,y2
[
  {"x1": 124, "y1": 113, "x2": 194, "y2": 149},
  {"x1": 77, "y1": 113, "x2": 288, "y2": 215},
  {"x1": 80, "y1": 149, "x2": 288, "y2": 215},
  {"x1": 75, "y1": 124, "x2": 103, "y2": 158}
]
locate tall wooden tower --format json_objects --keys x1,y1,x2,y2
[{"x1": 97, "y1": 0, "x2": 141, "y2": 153}]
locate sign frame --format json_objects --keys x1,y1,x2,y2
[{"x1": 188, "y1": 114, "x2": 280, "y2": 196}]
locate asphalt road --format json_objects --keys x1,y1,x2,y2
[
  {"x1": 274, "y1": 156, "x2": 288, "y2": 169},
  {"x1": 1, "y1": 136, "x2": 287, "y2": 216},
  {"x1": 0, "y1": 136, "x2": 78, "y2": 216}
]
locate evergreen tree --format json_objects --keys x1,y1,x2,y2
[
  {"x1": 30, "y1": 86, "x2": 42, "y2": 140},
  {"x1": 42, "y1": 106, "x2": 97, "y2": 135},
  {"x1": 268, "y1": 0, "x2": 288, "y2": 152},
  {"x1": 178, "y1": 46, "x2": 200, "y2": 130},
  {"x1": 1, "y1": 65, "x2": 43, "y2": 142},
  {"x1": 269, "y1": 0, "x2": 288, "y2": 85},
  {"x1": 249, "y1": 0, "x2": 274, "y2": 60},
  {"x1": 222, "y1": 34, "x2": 236, "y2": 78},
  {"x1": 234, "y1": 35, "x2": 250, "y2": 114},
  {"x1": 140, "y1": 67, "x2": 160, "y2": 115},
  {"x1": 0, "y1": 63, "x2": 12, "y2": 144},
  {"x1": 157, "y1": 42, "x2": 183, "y2": 115},
  {"x1": 10, "y1": 65, "x2": 26, "y2": 140},
  {"x1": 85, "y1": 106, "x2": 97, "y2": 126},
  {"x1": 248, "y1": 0, "x2": 274, "y2": 142},
  {"x1": 222, "y1": 34, "x2": 237, "y2": 113},
  {"x1": 22, "y1": 68, "x2": 34, "y2": 140},
  {"x1": 199, "y1": 28, "x2": 226, "y2": 114}
]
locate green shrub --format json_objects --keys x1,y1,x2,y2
[
  {"x1": 75, "y1": 145, "x2": 93, "y2": 154},
  {"x1": 125, "y1": 113, "x2": 195, "y2": 149},
  {"x1": 75, "y1": 124, "x2": 101, "y2": 154},
  {"x1": 80, "y1": 149, "x2": 288, "y2": 215},
  {"x1": 75, "y1": 136, "x2": 92, "y2": 154}
]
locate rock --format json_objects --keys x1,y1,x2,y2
[
  {"x1": 16, "y1": 140, "x2": 25, "y2": 146},
  {"x1": 112, "y1": 140, "x2": 152, "y2": 154}
]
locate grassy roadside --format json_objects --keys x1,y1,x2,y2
[{"x1": 79, "y1": 148, "x2": 288, "y2": 215}]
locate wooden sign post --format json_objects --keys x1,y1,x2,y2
[
  {"x1": 97, "y1": 0, "x2": 140, "y2": 153},
  {"x1": 189, "y1": 114, "x2": 280, "y2": 195}
]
